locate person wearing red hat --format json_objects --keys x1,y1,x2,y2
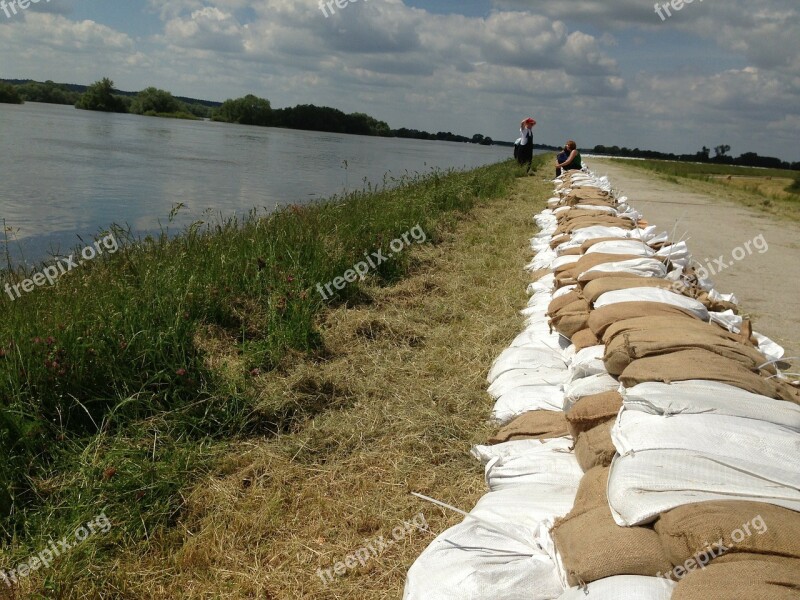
[{"x1": 516, "y1": 117, "x2": 536, "y2": 173}]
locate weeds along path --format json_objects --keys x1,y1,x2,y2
[
  {"x1": 590, "y1": 158, "x2": 800, "y2": 358},
  {"x1": 36, "y1": 166, "x2": 552, "y2": 598}
]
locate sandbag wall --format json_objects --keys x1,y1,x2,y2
[{"x1": 404, "y1": 167, "x2": 800, "y2": 600}]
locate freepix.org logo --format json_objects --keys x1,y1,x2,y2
[{"x1": 1, "y1": 0, "x2": 51, "y2": 20}]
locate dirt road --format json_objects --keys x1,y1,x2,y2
[{"x1": 587, "y1": 158, "x2": 800, "y2": 360}]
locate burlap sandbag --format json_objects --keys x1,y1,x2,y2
[
  {"x1": 555, "y1": 216, "x2": 636, "y2": 235},
  {"x1": 573, "y1": 420, "x2": 616, "y2": 471},
  {"x1": 654, "y1": 501, "x2": 800, "y2": 567},
  {"x1": 550, "y1": 233, "x2": 570, "y2": 250},
  {"x1": 556, "y1": 208, "x2": 619, "y2": 224},
  {"x1": 588, "y1": 302, "x2": 701, "y2": 338},
  {"x1": 551, "y1": 467, "x2": 673, "y2": 586},
  {"x1": 488, "y1": 410, "x2": 570, "y2": 444},
  {"x1": 583, "y1": 276, "x2": 684, "y2": 304},
  {"x1": 547, "y1": 290, "x2": 584, "y2": 315},
  {"x1": 604, "y1": 328, "x2": 771, "y2": 377},
  {"x1": 557, "y1": 246, "x2": 583, "y2": 256},
  {"x1": 603, "y1": 315, "x2": 748, "y2": 346},
  {"x1": 671, "y1": 557, "x2": 800, "y2": 600},
  {"x1": 550, "y1": 298, "x2": 591, "y2": 338},
  {"x1": 565, "y1": 391, "x2": 623, "y2": 439},
  {"x1": 571, "y1": 328, "x2": 601, "y2": 351},
  {"x1": 619, "y1": 348, "x2": 799, "y2": 403}
]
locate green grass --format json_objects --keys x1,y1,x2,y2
[
  {"x1": 0, "y1": 158, "x2": 528, "y2": 588},
  {"x1": 617, "y1": 159, "x2": 797, "y2": 180}
]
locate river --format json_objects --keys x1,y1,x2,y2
[{"x1": 0, "y1": 102, "x2": 527, "y2": 266}]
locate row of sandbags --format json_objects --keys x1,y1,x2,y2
[{"x1": 404, "y1": 167, "x2": 800, "y2": 599}]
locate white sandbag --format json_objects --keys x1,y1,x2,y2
[
  {"x1": 471, "y1": 483, "x2": 579, "y2": 529},
  {"x1": 508, "y1": 331, "x2": 570, "y2": 355},
  {"x1": 608, "y1": 412, "x2": 800, "y2": 525},
  {"x1": 708, "y1": 309, "x2": 743, "y2": 332},
  {"x1": 568, "y1": 345, "x2": 607, "y2": 380},
  {"x1": 488, "y1": 348, "x2": 569, "y2": 384},
  {"x1": 556, "y1": 226, "x2": 637, "y2": 249},
  {"x1": 574, "y1": 204, "x2": 617, "y2": 214},
  {"x1": 471, "y1": 438, "x2": 583, "y2": 492},
  {"x1": 491, "y1": 385, "x2": 565, "y2": 423},
  {"x1": 562, "y1": 373, "x2": 621, "y2": 411},
  {"x1": 621, "y1": 380, "x2": 800, "y2": 432},
  {"x1": 520, "y1": 305, "x2": 548, "y2": 318},
  {"x1": 593, "y1": 287, "x2": 709, "y2": 320},
  {"x1": 526, "y1": 248, "x2": 557, "y2": 271},
  {"x1": 488, "y1": 368, "x2": 572, "y2": 399},
  {"x1": 556, "y1": 576, "x2": 676, "y2": 599},
  {"x1": 612, "y1": 410, "x2": 799, "y2": 466},
  {"x1": 585, "y1": 239, "x2": 655, "y2": 257},
  {"x1": 552, "y1": 285, "x2": 577, "y2": 299},
  {"x1": 552, "y1": 255, "x2": 581, "y2": 270},
  {"x1": 577, "y1": 257, "x2": 667, "y2": 281},
  {"x1": 403, "y1": 520, "x2": 564, "y2": 600},
  {"x1": 528, "y1": 274, "x2": 556, "y2": 294},
  {"x1": 753, "y1": 331, "x2": 785, "y2": 361}
]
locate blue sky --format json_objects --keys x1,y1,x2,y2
[{"x1": 1, "y1": 0, "x2": 798, "y2": 161}]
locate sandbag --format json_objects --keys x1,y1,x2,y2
[
  {"x1": 556, "y1": 576, "x2": 676, "y2": 599},
  {"x1": 577, "y1": 258, "x2": 668, "y2": 282},
  {"x1": 573, "y1": 420, "x2": 616, "y2": 471},
  {"x1": 604, "y1": 327, "x2": 771, "y2": 377},
  {"x1": 547, "y1": 290, "x2": 584, "y2": 315},
  {"x1": 551, "y1": 467, "x2": 672, "y2": 586},
  {"x1": 619, "y1": 348, "x2": 798, "y2": 403},
  {"x1": 489, "y1": 411, "x2": 570, "y2": 444},
  {"x1": 582, "y1": 276, "x2": 680, "y2": 304},
  {"x1": 671, "y1": 557, "x2": 800, "y2": 600},
  {"x1": 603, "y1": 315, "x2": 747, "y2": 346},
  {"x1": 490, "y1": 385, "x2": 565, "y2": 423},
  {"x1": 593, "y1": 288, "x2": 709, "y2": 321},
  {"x1": 571, "y1": 328, "x2": 601, "y2": 351},
  {"x1": 621, "y1": 381, "x2": 800, "y2": 433},
  {"x1": 654, "y1": 500, "x2": 800, "y2": 567},
  {"x1": 559, "y1": 253, "x2": 646, "y2": 280},
  {"x1": 608, "y1": 412, "x2": 800, "y2": 525},
  {"x1": 565, "y1": 391, "x2": 623, "y2": 439},
  {"x1": 588, "y1": 302, "x2": 701, "y2": 338}
]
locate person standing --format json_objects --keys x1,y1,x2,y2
[{"x1": 517, "y1": 117, "x2": 536, "y2": 173}]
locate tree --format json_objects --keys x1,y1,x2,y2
[
  {"x1": 212, "y1": 94, "x2": 272, "y2": 125},
  {"x1": 714, "y1": 144, "x2": 731, "y2": 158},
  {"x1": 696, "y1": 146, "x2": 710, "y2": 161},
  {"x1": 0, "y1": 82, "x2": 23, "y2": 104},
  {"x1": 130, "y1": 87, "x2": 183, "y2": 115},
  {"x1": 75, "y1": 77, "x2": 128, "y2": 113}
]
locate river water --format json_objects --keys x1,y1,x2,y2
[{"x1": 0, "y1": 102, "x2": 521, "y2": 266}]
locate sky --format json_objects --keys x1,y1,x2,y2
[{"x1": 1, "y1": 0, "x2": 799, "y2": 161}]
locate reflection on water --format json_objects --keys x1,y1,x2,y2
[{"x1": 0, "y1": 103, "x2": 517, "y2": 267}]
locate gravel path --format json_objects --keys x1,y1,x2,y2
[{"x1": 587, "y1": 158, "x2": 800, "y2": 359}]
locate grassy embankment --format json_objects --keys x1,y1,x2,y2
[
  {"x1": 0, "y1": 155, "x2": 550, "y2": 597},
  {"x1": 610, "y1": 159, "x2": 800, "y2": 221}
]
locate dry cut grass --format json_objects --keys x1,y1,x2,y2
[{"x1": 49, "y1": 167, "x2": 552, "y2": 598}]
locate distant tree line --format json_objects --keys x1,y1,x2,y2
[
  {"x1": 591, "y1": 144, "x2": 800, "y2": 171},
  {"x1": 3, "y1": 77, "x2": 797, "y2": 167}
]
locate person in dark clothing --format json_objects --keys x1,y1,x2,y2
[
  {"x1": 555, "y1": 144, "x2": 569, "y2": 177},
  {"x1": 556, "y1": 140, "x2": 582, "y2": 172},
  {"x1": 516, "y1": 117, "x2": 536, "y2": 172}
]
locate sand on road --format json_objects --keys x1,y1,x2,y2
[{"x1": 586, "y1": 158, "x2": 800, "y2": 360}]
